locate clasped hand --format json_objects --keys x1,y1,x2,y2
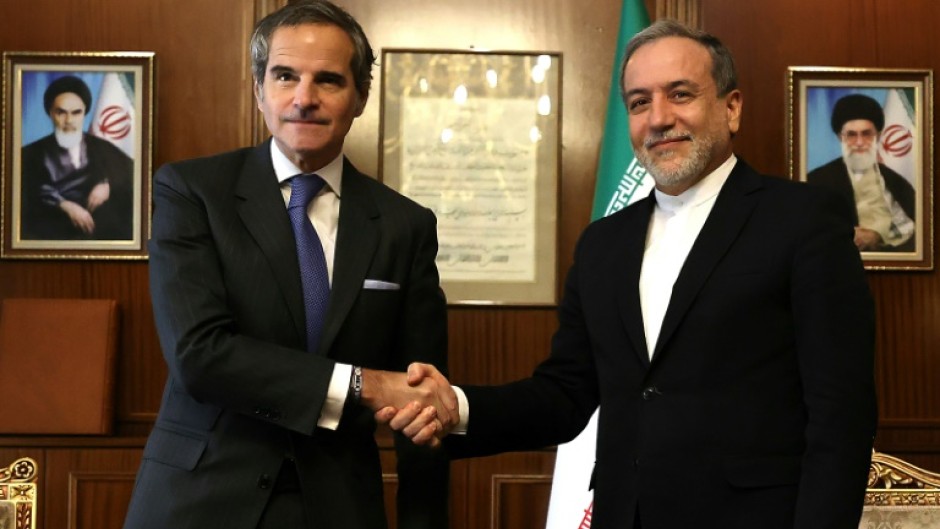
[{"x1": 362, "y1": 363, "x2": 457, "y2": 448}]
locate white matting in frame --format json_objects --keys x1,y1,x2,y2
[{"x1": 380, "y1": 49, "x2": 561, "y2": 304}]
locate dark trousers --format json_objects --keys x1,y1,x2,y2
[{"x1": 257, "y1": 460, "x2": 306, "y2": 529}]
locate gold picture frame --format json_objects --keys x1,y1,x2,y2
[
  {"x1": 379, "y1": 49, "x2": 561, "y2": 305},
  {"x1": 1, "y1": 51, "x2": 155, "y2": 260},
  {"x1": 787, "y1": 67, "x2": 933, "y2": 271}
]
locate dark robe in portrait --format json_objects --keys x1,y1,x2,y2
[{"x1": 20, "y1": 133, "x2": 134, "y2": 240}]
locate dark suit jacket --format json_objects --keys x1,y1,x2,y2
[
  {"x1": 807, "y1": 157, "x2": 916, "y2": 252},
  {"x1": 124, "y1": 141, "x2": 449, "y2": 529},
  {"x1": 20, "y1": 133, "x2": 133, "y2": 240},
  {"x1": 446, "y1": 160, "x2": 877, "y2": 529}
]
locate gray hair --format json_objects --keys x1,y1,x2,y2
[
  {"x1": 250, "y1": 0, "x2": 376, "y2": 98},
  {"x1": 619, "y1": 19, "x2": 737, "y2": 98}
]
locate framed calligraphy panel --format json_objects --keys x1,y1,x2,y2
[{"x1": 380, "y1": 49, "x2": 561, "y2": 305}]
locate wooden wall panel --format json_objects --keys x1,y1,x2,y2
[
  {"x1": 68, "y1": 471, "x2": 138, "y2": 529},
  {"x1": 44, "y1": 448, "x2": 141, "y2": 529},
  {"x1": 491, "y1": 474, "x2": 553, "y2": 529},
  {"x1": 465, "y1": 452, "x2": 556, "y2": 529}
]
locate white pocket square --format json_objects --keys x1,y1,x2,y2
[{"x1": 363, "y1": 279, "x2": 400, "y2": 290}]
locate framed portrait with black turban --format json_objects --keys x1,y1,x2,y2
[
  {"x1": 1, "y1": 51, "x2": 154, "y2": 260},
  {"x1": 787, "y1": 67, "x2": 933, "y2": 271}
]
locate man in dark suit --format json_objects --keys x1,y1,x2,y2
[
  {"x1": 806, "y1": 93, "x2": 916, "y2": 252},
  {"x1": 20, "y1": 75, "x2": 133, "y2": 240},
  {"x1": 384, "y1": 19, "x2": 877, "y2": 529},
  {"x1": 123, "y1": 2, "x2": 456, "y2": 529}
]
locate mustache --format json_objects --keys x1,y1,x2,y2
[
  {"x1": 846, "y1": 146, "x2": 876, "y2": 155},
  {"x1": 644, "y1": 130, "x2": 693, "y2": 149},
  {"x1": 281, "y1": 111, "x2": 330, "y2": 125}
]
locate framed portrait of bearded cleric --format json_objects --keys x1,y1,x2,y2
[
  {"x1": 787, "y1": 67, "x2": 933, "y2": 271},
  {"x1": 1, "y1": 51, "x2": 154, "y2": 260}
]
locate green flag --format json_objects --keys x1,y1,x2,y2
[{"x1": 590, "y1": 0, "x2": 652, "y2": 221}]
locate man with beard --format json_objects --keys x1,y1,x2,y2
[
  {"x1": 20, "y1": 75, "x2": 134, "y2": 240},
  {"x1": 807, "y1": 93, "x2": 915, "y2": 251},
  {"x1": 380, "y1": 19, "x2": 877, "y2": 529}
]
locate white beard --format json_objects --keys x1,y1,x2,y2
[
  {"x1": 842, "y1": 142, "x2": 878, "y2": 173},
  {"x1": 54, "y1": 129, "x2": 83, "y2": 149}
]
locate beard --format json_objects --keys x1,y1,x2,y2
[
  {"x1": 54, "y1": 128, "x2": 83, "y2": 149},
  {"x1": 842, "y1": 142, "x2": 878, "y2": 173},
  {"x1": 635, "y1": 128, "x2": 715, "y2": 191}
]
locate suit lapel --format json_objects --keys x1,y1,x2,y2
[
  {"x1": 651, "y1": 160, "x2": 763, "y2": 361},
  {"x1": 319, "y1": 159, "x2": 380, "y2": 357},
  {"x1": 234, "y1": 140, "x2": 307, "y2": 342},
  {"x1": 615, "y1": 196, "x2": 656, "y2": 367}
]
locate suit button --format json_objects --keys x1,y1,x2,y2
[
  {"x1": 641, "y1": 387, "x2": 660, "y2": 400},
  {"x1": 257, "y1": 474, "x2": 272, "y2": 489},
  {"x1": 634, "y1": 458, "x2": 640, "y2": 469}
]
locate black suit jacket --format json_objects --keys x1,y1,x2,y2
[
  {"x1": 124, "y1": 141, "x2": 449, "y2": 529},
  {"x1": 446, "y1": 160, "x2": 876, "y2": 529}
]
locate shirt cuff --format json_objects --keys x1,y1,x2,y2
[
  {"x1": 451, "y1": 385, "x2": 469, "y2": 435},
  {"x1": 317, "y1": 363, "x2": 353, "y2": 430}
]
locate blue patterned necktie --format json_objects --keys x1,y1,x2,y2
[{"x1": 288, "y1": 173, "x2": 330, "y2": 353}]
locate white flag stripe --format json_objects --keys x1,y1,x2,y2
[
  {"x1": 545, "y1": 410, "x2": 598, "y2": 529},
  {"x1": 879, "y1": 88, "x2": 915, "y2": 187},
  {"x1": 89, "y1": 73, "x2": 135, "y2": 158}
]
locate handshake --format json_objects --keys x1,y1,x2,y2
[{"x1": 361, "y1": 363, "x2": 459, "y2": 448}]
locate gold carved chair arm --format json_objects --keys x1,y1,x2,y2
[{"x1": 0, "y1": 457, "x2": 38, "y2": 529}]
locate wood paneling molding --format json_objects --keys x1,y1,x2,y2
[
  {"x1": 491, "y1": 474, "x2": 553, "y2": 529},
  {"x1": 249, "y1": 0, "x2": 290, "y2": 144},
  {"x1": 68, "y1": 472, "x2": 137, "y2": 529},
  {"x1": 656, "y1": 0, "x2": 702, "y2": 27}
]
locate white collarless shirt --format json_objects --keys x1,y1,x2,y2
[{"x1": 639, "y1": 155, "x2": 736, "y2": 358}]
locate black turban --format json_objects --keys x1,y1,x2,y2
[
  {"x1": 830, "y1": 94, "x2": 884, "y2": 134},
  {"x1": 43, "y1": 75, "x2": 92, "y2": 114}
]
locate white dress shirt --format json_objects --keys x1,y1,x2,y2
[{"x1": 639, "y1": 155, "x2": 736, "y2": 357}]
